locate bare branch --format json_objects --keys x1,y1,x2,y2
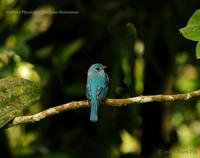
[{"x1": 6, "y1": 89, "x2": 200, "y2": 128}]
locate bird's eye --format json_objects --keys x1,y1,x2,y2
[{"x1": 96, "y1": 67, "x2": 100, "y2": 71}]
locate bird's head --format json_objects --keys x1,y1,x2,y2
[{"x1": 88, "y1": 63, "x2": 107, "y2": 75}]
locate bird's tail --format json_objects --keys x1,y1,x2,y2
[{"x1": 90, "y1": 98, "x2": 98, "y2": 122}]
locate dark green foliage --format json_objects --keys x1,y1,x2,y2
[{"x1": 0, "y1": 0, "x2": 200, "y2": 158}]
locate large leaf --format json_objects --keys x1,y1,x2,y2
[
  {"x1": 179, "y1": 9, "x2": 200, "y2": 59},
  {"x1": 179, "y1": 9, "x2": 200, "y2": 41},
  {"x1": 0, "y1": 77, "x2": 40, "y2": 128}
]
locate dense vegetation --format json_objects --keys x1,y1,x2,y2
[{"x1": 0, "y1": 0, "x2": 200, "y2": 158}]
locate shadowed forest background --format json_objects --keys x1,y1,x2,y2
[{"x1": 0, "y1": 0, "x2": 200, "y2": 158}]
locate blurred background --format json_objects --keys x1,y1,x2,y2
[{"x1": 0, "y1": 0, "x2": 200, "y2": 158}]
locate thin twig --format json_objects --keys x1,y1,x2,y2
[{"x1": 7, "y1": 89, "x2": 200, "y2": 128}]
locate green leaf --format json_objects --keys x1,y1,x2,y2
[
  {"x1": 58, "y1": 38, "x2": 85, "y2": 64},
  {"x1": 0, "y1": 77, "x2": 40, "y2": 128},
  {"x1": 126, "y1": 22, "x2": 137, "y2": 38},
  {"x1": 179, "y1": 9, "x2": 200, "y2": 41},
  {"x1": 14, "y1": 42, "x2": 30, "y2": 58},
  {"x1": 35, "y1": 46, "x2": 52, "y2": 59},
  {"x1": 196, "y1": 42, "x2": 200, "y2": 59},
  {"x1": 53, "y1": 38, "x2": 85, "y2": 72}
]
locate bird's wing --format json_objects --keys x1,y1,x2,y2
[
  {"x1": 96, "y1": 77, "x2": 108, "y2": 102},
  {"x1": 86, "y1": 84, "x2": 92, "y2": 101}
]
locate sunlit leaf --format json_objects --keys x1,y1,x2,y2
[
  {"x1": 179, "y1": 9, "x2": 200, "y2": 41},
  {"x1": 14, "y1": 62, "x2": 41, "y2": 82},
  {"x1": 25, "y1": 5, "x2": 54, "y2": 33},
  {"x1": 179, "y1": 9, "x2": 200, "y2": 59},
  {"x1": 175, "y1": 65, "x2": 199, "y2": 92},
  {"x1": 120, "y1": 130, "x2": 140, "y2": 154}
]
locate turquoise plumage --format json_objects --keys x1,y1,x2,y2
[{"x1": 86, "y1": 63, "x2": 109, "y2": 122}]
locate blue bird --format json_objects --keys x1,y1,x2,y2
[{"x1": 86, "y1": 63, "x2": 109, "y2": 122}]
